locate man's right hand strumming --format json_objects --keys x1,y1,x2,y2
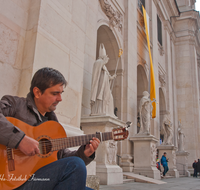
[{"x1": 18, "y1": 135, "x2": 40, "y2": 156}]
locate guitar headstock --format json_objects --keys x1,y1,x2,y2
[{"x1": 112, "y1": 127, "x2": 129, "y2": 141}]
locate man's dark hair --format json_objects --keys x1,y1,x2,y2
[
  {"x1": 30, "y1": 67, "x2": 67, "y2": 97},
  {"x1": 164, "y1": 152, "x2": 166, "y2": 154}
]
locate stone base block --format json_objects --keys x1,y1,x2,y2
[
  {"x1": 176, "y1": 151, "x2": 190, "y2": 176},
  {"x1": 130, "y1": 135, "x2": 160, "y2": 179},
  {"x1": 134, "y1": 166, "x2": 161, "y2": 179},
  {"x1": 81, "y1": 115, "x2": 125, "y2": 185},
  {"x1": 86, "y1": 175, "x2": 100, "y2": 190},
  {"x1": 167, "y1": 169, "x2": 179, "y2": 178},
  {"x1": 96, "y1": 164, "x2": 123, "y2": 185},
  {"x1": 87, "y1": 160, "x2": 96, "y2": 175},
  {"x1": 120, "y1": 154, "x2": 134, "y2": 172},
  {"x1": 157, "y1": 145, "x2": 179, "y2": 178}
]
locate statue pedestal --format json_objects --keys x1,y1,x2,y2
[
  {"x1": 176, "y1": 151, "x2": 190, "y2": 176},
  {"x1": 157, "y1": 145, "x2": 179, "y2": 178},
  {"x1": 120, "y1": 153, "x2": 134, "y2": 172},
  {"x1": 130, "y1": 135, "x2": 161, "y2": 179},
  {"x1": 81, "y1": 115, "x2": 125, "y2": 185}
]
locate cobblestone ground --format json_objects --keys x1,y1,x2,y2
[{"x1": 100, "y1": 177, "x2": 200, "y2": 190}]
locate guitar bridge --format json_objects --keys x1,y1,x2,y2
[{"x1": 7, "y1": 147, "x2": 15, "y2": 171}]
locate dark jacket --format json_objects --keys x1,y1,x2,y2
[
  {"x1": 161, "y1": 155, "x2": 168, "y2": 167},
  {"x1": 0, "y1": 93, "x2": 94, "y2": 165},
  {"x1": 196, "y1": 160, "x2": 200, "y2": 172},
  {"x1": 192, "y1": 162, "x2": 197, "y2": 169}
]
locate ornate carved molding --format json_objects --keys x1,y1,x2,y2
[
  {"x1": 137, "y1": 53, "x2": 146, "y2": 65},
  {"x1": 197, "y1": 54, "x2": 200, "y2": 67},
  {"x1": 151, "y1": 144, "x2": 157, "y2": 165},
  {"x1": 99, "y1": 0, "x2": 123, "y2": 33},
  {"x1": 137, "y1": 53, "x2": 148, "y2": 73},
  {"x1": 158, "y1": 43, "x2": 164, "y2": 56},
  {"x1": 172, "y1": 150, "x2": 176, "y2": 169},
  {"x1": 159, "y1": 73, "x2": 166, "y2": 87},
  {"x1": 197, "y1": 59, "x2": 200, "y2": 67}
]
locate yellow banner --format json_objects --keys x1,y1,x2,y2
[{"x1": 142, "y1": 6, "x2": 156, "y2": 118}]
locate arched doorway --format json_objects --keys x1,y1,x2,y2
[
  {"x1": 96, "y1": 25, "x2": 123, "y2": 118},
  {"x1": 137, "y1": 65, "x2": 148, "y2": 133}
]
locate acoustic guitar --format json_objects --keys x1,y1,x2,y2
[{"x1": 0, "y1": 117, "x2": 129, "y2": 190}]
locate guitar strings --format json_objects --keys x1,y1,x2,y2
[{"x1": 9, "y1": 132, "x2": 114, "y2": 155}]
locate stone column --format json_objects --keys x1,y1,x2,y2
[
  {"x1": 81, "y1": 115, "x2": 126, "y2": 185},
  {"x1": 157, "y1": 145, "x2": 179, "y2": 178},
  {"x1": 130, "y1": 135, "x2": 161, "y2": 179},
  {"x1": 176, "y1": 151, "x2": 190, "y2": 176}
]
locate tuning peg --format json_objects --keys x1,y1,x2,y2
[{"x1": 126, "y1": 121, "x2": 132, "y2": 128}]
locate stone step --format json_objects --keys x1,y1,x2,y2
[
  {"x1": 161, "y1": 175, "x2": 174, "y2": 179},
  {"x1": 123, "y1": 178, "x2": 135, "y2": 183},
  {"x1": 179, "y1": 175, "x2": 187, "y2": 178},
  {"x1": 123, "y1": 172, "x2": 167, "y2": 184}
]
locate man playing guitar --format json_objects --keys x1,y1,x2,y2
[{"x1": 0, "y1": 67, "x2": 100, "y2": 190}]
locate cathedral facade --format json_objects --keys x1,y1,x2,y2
[{"x1": 0, "y1": 0, "x2": 200, "y2": 184}]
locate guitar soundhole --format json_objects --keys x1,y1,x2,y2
[{"x1": 39, "y1": 138, "x2": 52, "y2": 155}]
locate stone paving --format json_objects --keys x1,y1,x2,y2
[{"x1": 100, "y1": 177, "x2": 200, "y2": 190}]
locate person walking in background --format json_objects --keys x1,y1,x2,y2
[
  {"x1": 161, "y1": 152, "x2": 169, "y2": 177},
  {"x1": 156, "y1": 156, "x2": 161, "y2": 173},
  {"x1": 192, "y1": 160, "x2": 197, "y2": 177},
  {"x1": 196, "y1": 159, "x2": 200, "y2": 177}
]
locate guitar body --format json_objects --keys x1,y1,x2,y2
[{"x1": 0, "y1": 117, "x2": 67, "y2": 190}]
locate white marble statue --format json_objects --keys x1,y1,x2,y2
[
  {"x1": 90, "y1": 43, "x2": 116, "y2": 117},
  {"x1": 177, "y1": 121, "x2": 185, "y2": 151},
  {"x1": 138, "y1": 91, "x2": 153, "y2": 135},
  {"x1": 162, "y1": 113, "x2": 173, "y2": 145}
]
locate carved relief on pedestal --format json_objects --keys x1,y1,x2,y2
[
  {"x1": 106, "y1": 140, "x2": 117, "y2": 165},
  {"x1": 151, "y1": 144, "x2": 157, "y2": 165},
  {"x1": 185, "y1": 155, "x2": 188, "y2": 163},
  {"x1": 172, "y1": 150, "x2": 176, "y2": 169},
  {"x1": 158, "y1": 42, "x2": 164, "y2": 56},
  {"x1": 159, "y1": 73, "x2": 166, "y2": 87},
  {"x1": 99, "y1": 0, "x2": 123, "y2": 33}
]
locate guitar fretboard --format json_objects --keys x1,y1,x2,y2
[{"x1": 50, "y1": 132, "x2": 113, "y2": 151}]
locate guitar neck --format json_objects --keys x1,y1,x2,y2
[{"x1": 51, "y1": 132, "x2": 113, "y2": 151}]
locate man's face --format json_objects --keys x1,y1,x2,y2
[
  {"x1": 34, "y1": 83, "x2": 64, "y2": 115},
  {"x1": 164, "y1": 153, "x2": 167, "y2": 157}
]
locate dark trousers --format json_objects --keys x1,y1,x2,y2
[
  {"x1": 15, "y1": 156, "x2": 93, "y2": 190},
  {"x1": 193, "y1": 169, "x2": 197, "y2": 177},
  {"x1": 163, "y1": 165, "x2": 169, "y2": 176}
]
